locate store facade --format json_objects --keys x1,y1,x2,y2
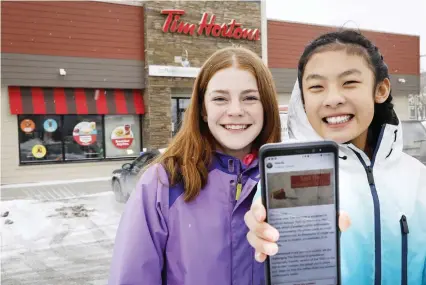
[{"x1": 0, "y1": 1, "x2": 262, "y2": 184}]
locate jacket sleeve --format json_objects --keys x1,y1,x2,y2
[
  {"x1": 108, "y1": 164, "x2": 169, "y2": 285},
  {"x1": 253, "y1": 182, "x2": 262, "y2": 202},
  {"x1": 418, "y1": 165, "x2": 426, "y2": 285}
]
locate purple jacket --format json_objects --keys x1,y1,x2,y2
[{"x1": 108, "y1": 152, "x2": 265, "y2": 285}]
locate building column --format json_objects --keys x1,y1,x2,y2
[{"x1": 142, "y1": 83, "x2": 172, "y2": 149}]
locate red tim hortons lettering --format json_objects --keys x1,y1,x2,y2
[
  {"x1": 198, "y1": 12, "x2": 213, "y2": 36},
  {"x1": 160, "y1": 9, "x2": 260, "y2": 41},
  {"x1": 162, "y1": 10, "x2": 184, "y2": 32}
]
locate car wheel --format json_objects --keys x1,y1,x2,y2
[{"x1": 112, "y1": 179, "x2": 128, "y2": 203}]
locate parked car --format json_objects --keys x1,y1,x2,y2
[
  {"x1": 111, "y1": 149, "x2": 163, "y2": 203},
  {"x1": 401, "y1": 120, "x2": 426, "y2": 165}
]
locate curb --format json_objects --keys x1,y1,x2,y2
[{"x1": 0, "y1": 177, "x2": 111, "y2": 189}]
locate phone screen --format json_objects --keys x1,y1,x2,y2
[{"x1": 264, "y1": 152, "x2": 338, "y2": 285}]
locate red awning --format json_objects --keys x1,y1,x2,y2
[{"x1": 8, "y1": 87, "x2": 145, "y2": 115}]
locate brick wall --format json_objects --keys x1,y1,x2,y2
[
  {"x1": 1, "y1": 1, "x2": 145, "y2": 89},
  {"x1": 1, "y1": 1, "x2": 144, "y2": 60},
  {"x1": 268, "y1": 20, "x2": 420, "y2": 75}
]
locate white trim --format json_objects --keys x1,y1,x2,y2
[
  {"x1": 149, "y1": 65, "x2": 200, "y2": 78},
  {"x1": 92, "y1": 0, "x2": 144, "y2": 7},
  {"x1": 0, "y1": 177, "x2": 111, "y2": 189}
]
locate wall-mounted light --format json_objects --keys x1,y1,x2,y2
[
  {"x1": 398, "y1": 78, "x2": 406, "y2": 84},
  {"x1": 59, "y1": 68, "x2": 66, "y2": 76},
  {"x1": 181, "y1": 49, "x2": 190, "y2": 67}
]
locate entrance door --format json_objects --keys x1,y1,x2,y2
[{"x1": 171, "y1": 97, "x2": 190, "y2": 136}]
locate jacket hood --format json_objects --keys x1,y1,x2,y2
[{"x1": 287, "y1": 80, "x2": 323, "y2": 142}]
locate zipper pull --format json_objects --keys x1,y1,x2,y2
[
  {"x1": 400, "y1": 215, "x2": 409, "y2": 234},
  {"x1": 366, "y1": 166, "x2": 374, "y2": 185},
  {"x1": 235, "y1": 174, "x2": 242, "y2": 201}
]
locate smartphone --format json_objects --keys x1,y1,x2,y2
[{"x1": 259, "y1": 141, "x2": 340, "y2": 285}]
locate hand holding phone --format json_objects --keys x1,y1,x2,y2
[{"x1": 259, "y1": 141, "x2": 341, "y2": 285}]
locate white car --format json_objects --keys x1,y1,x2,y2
[
  {"x1": 401, "y1": 120, "x2": 426, "y2": 165},
  {"x1": 111, "y1": 148, "x2": 167, "y2": 203}
]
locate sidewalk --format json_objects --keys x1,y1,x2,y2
[{"x1": 0, "y1": 177, "x2": 111, "y2": 201}]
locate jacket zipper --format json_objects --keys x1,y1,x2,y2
[
  {"x1": 350, "y1": 125, "x2": 386, "y2": 285},
  {"x1": 364, "y1": 165, "x2": 381, "y2": 285},
  {"x1": 235, "y1": 173, "x2": 242, "y2": 200},
  {"x1": 400, "y1": 214, "x2": 409, "y2": 285},
  {"x1": 235, "y1": 159, "x2": 243, "y2": 201}
]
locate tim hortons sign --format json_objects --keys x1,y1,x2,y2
[{"x1": 161, "y1": 9, "x2": 260, "y2": 41}]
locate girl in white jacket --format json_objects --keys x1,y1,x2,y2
[{"x1": 245, "y1": 30, "x2": 426, "y2": 285}]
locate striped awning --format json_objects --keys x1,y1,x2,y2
[{"x1": 8, "y1": 87, "x2": 145, "y2": 115}]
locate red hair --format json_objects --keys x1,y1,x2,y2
[{"x1": 155, "y1": 47, "x2": 281, "y2": 202}]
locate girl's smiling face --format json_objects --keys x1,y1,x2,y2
[
  {"x1": 204, "y1": 66, "x2": 264, "y2": 160},
  {"x1": 302, "y1": 49, "x2": 390, "y2": 150}
]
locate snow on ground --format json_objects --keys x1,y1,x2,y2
[
  {"x1": 1, "y1": 192, "x2": 124, "y2": 251},
  {"x1": 0, "y1": 192, "x2": 125, "y2": 285}
]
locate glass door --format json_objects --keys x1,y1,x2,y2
[{"x1": 171, "y1": 97, "x2": 191, "y2": 136}]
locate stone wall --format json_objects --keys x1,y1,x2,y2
[{"x1": 143, "y1": 0, "x2": 262, "y2": 149}]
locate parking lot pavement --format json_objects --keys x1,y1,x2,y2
[{"x1": 1, "y1": 192, "x2": 125, "y2": 285}]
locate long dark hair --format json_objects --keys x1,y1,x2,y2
[{"x1": 297, "y1": 30, "x2": 399, "y2": 151}]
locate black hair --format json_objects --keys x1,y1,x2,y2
[{"x1": 297, "y1": 29, "x2": 399, "y2": 152}]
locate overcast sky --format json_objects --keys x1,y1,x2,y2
[{"x1": 266, "y1": 0, "x2": 426, "y2": 72}]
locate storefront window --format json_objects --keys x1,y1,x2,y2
[
  {"x1": 63, "y1": 115, "x2": 104, "y2": 160},
  {"x1": 105, "y1": 115, "x2": 141, "y2": 158},
  {"x1": 18, "y1": 115, "x2": 63, "y2": 163},
  {"x1": 17, "y1": 114, "x2": 142, "y2": 164}
]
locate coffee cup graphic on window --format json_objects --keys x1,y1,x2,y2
[
  {"x1": 43, "y1": 119, "x2": 58, "y2": 133},
  {"x1": 20, "y1": 119, "x2": 35, "y2": 133},
  {"x1": 32, "y1": 144, "x2": 46, "y2": 159},
  {"x1": 124, "y1": 124, "x2": 131, "y2": 136}
]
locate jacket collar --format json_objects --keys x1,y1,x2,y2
[
  {"x1": 341, "y1": 123, "x2": 402, "y2": 166},
  {"x1": 210, "y1": 151, "x2": 259, "y2": 175}
]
